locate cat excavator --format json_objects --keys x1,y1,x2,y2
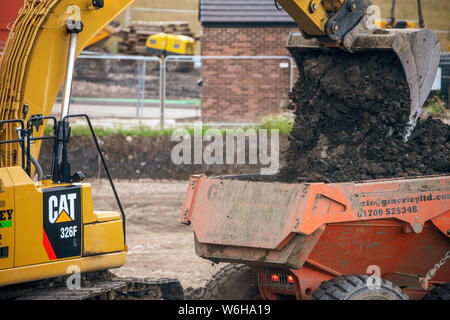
[{"x1": 0, "y1": 0, "x2": 440, "y2": 299}]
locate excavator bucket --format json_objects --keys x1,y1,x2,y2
[{"x1": 286, "y1": 27, "x2": 441, "y2": 140}]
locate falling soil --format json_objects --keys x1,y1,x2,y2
[{"x1": 279, "y1": 51, "x2": 450, "y2": 183}]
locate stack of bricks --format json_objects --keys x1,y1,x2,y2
[{"x1": 201, "y1": 27, "x2": 297, "y2": 123}]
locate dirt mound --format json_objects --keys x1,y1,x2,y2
[
  {"x1": 280, "y1": 51, "x2": 449, "y2": 183},
  {"x1": 38, "y1": 135, "x2": 287, "y2": 180}
]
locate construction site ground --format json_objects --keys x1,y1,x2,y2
[{"x1": 89, "y1": 178, "x2": 222, "y2": 296}]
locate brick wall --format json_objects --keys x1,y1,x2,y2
[{"x1": 201, "y1": 27, "x2": 296, "y2": 123}]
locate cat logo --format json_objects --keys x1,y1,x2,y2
[
  {"x1": 43, "y1": 187, "x2": 81, "y2": 259},
  {"x1": 48, "y1": 193, "x2": 77, "y2": 224}
]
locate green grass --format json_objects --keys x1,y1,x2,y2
[
  {"x1": 44, "y1": 114, "x2": 294, "y2": 137},
  {"x1": 44, "y1": 125, "x2": 175, "y2": 137},
  {"x1": 424, "y1": 93, "x2": 446, "y2": 115},
  {"x1": 44, "y1": 125, "x2": 216, "y2": 138},
  {"x1": 248, "y1": 114, "x2": 294, "y2": 135}
]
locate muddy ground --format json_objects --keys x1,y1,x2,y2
[
  {"x1": 280, "y1": 51, "x2": 450, "y2": 183},
  {"x1": 37, "y1": 134, "x2": 287, "y2": 298},
  {"x1": 89, "y1": 178, "x2": 222, "y2": 298}
]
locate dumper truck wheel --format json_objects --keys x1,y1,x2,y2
[
  {"x1": 423, "y1": 283, "x2": 450, "y2": 300},
  {"x1": 311, "y1": 275, "x2": 409, "y2": 300},
  {"x1": 200, "y1": 264, "x2": 260, "y2": 300}
]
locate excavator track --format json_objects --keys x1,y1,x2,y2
[{"x1": 0, "y1": 271, "x2": 184, "y2": 300}]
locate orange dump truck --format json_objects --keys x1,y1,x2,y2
[{"x1": 180, "y1": 174, "x2": 449, "y2": 300}]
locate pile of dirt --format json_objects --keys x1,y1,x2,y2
[
  {"x1": 279, "y1": 51, "x2": 450, "y2": 183},
  {"x1": 38, "y1": 135, "x2": 287, "y2": 180}
]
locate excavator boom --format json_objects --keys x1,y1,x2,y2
[{"x1": 0, "y1": 0, "x2": 134, "y2": 168}]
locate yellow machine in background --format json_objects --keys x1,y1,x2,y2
[
  {"x1": 375, "y1": 19, "x2": 416, "y2": 29},
  {"x1": 374, "y1": 0, "x2": 423, "y2": 30},
  {"x1": 146, "y1": 33, "x2": 195, "y2": 56},
  {"x1": 84, "y1": 21, "x2": 121, "y2": 51}
]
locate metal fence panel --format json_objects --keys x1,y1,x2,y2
[
  {"x1": 439, "y1": 53, "x2": 450, "y2": 102},
  {"x1": 53, "y1": 54, "x2": 162, "y2": 126},
  {"x1": 44, "y1": 52, "x2": 450, "y2": 128}
]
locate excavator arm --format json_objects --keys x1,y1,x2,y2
[
  {"x1": 0, "y1": 0, "x2": 134, "y2": 168},
  {"x1": 276, "y1": 0, "x2": 366, "y2": 40}
]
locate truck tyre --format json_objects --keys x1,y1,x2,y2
[
  {"x1": 200, "y1": 264, "x2": 260, "y2": 300},
  {"x1": 423, "y1": 283, "x2": 450, "y2": 300},
  {"x1": 311, "y1": 275, "x2": 409, "y2": 300}
]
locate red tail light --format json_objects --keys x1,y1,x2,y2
[
  {"x1": 258, "y1": 267, "x2": 296, "y2": 290},
  {"x1": 288, "y1": 275, "x2": 294, "y2": 283}
]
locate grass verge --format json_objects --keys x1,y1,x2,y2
[{"x1": 44, "y1": 114, "x2": 294, "y2": 137}]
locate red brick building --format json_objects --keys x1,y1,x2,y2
[{"x1": 199, "y1": 0, "x2": 297, "y2": 123}]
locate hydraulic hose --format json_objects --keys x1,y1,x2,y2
[
  {"x1": 18, "y1": 141, "x2": 44, "y2": 181},
  {"x1": 30, "y1": 152, "x2": 44, "y2": 181}
]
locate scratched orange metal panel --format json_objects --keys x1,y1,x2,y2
[
  {"x1": 307, "y1": 220, "x2": 450, "y2": 282},
  {"x1": 194, "y1": 229, "x2": 325, "y2": 269},
  {"x1": 296, "y1": 177, "x2": 449, "y2": 235},
  {"x1": 181, "y1": 177, "x2": 308, "y2": 250},
  {"x1": 182, "y1": 175, "x2": 449, "y2": 251}
]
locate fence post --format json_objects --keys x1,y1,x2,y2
[
  {"x1": 136, "y1": 59, "x2": 147, "y2": 119},
  {"x1": 160, "y1": 56, "x2": 165, "y2": 130},
  {"x1": 124, "y1": 8, "x2": 132, "y2": 28}
]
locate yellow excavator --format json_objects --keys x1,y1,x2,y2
[{"x1": 0, "y1": 0, "x2": 440, "y2": 299}]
